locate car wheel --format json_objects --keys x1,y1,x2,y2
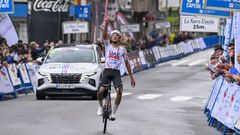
[{"x1": 36, "y1": 91, "x2": 46, "y2": 100}]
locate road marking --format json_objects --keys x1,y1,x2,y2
[
  {"x1": 137, "y1": 94, "x2": 162, "y2": 100},
  {"x1": 171, "y1": 59, "x2": 192, "y2": 67},
  {"x1": 111, "y1": 92, "x2": 132, "y2": 98},
  {"x1": 170, "y1": 96, "x2": 193, "y2": 102},
  {"x1": 18, "y1": 93, "x2": 34, "y2": 97},
  {"x1": 188, "y1": 59, "x2": 207, "y2": 66}
]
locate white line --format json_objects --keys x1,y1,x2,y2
[
  {"x1": 137, "y1": 94, "x2": 163, "y2": 100},
  {"x1": 170, "y1": 96, "x2": 193, "y2": 102},
  {"x1": 188, "y1": 59, "x2": 207, "y2": 66},
  {"x1": 171, "y1": 59, "x2": 192, "y2": 66},
  {"x1": 111, "y1": 92, "x2": 132, "y2": 98}
]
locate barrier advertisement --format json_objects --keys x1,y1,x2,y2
[
  {"x1": 0, "y1": 67, "x2": 14, "y2": 94},
  {"x1": 216, "y1": 83, "x2": 235, "y2": 124},
  {"x1": 19, "y1": 63, "x2": 31, "y2": 84},
  {"x1": 207, "y1": 77, "x2": 223, "y2": 111},
  {"x1": 7, "y1": 64, "x2": 21, "y2": 86},
  {"x1": 211, "y1": 80, "x2": 228, "y2": 119},
  {"x1": 224, "y1": 84, "x2": 240, "y2": 129}
]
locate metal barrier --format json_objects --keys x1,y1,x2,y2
[{"x1": 205, "y1": 77, "x2": 240, "y2": 135}]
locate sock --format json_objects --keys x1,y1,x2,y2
[
  {"x1": 99, "y1": 100, "x2": 103, "y2": 107},
  {"x1": 113, "y1": 103, "x2": 119, "y2": 115}
]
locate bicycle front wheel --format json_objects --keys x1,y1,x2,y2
[{"x1": 103, "y1": 116, "x2": 108, "y2": 133}]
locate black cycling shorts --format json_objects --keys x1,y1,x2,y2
[{"x1": 100, "y1": 68, "x2": 123, "y2": 88}]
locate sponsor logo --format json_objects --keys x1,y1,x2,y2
[{"x1": 33, "y1": 0, "x2": 68, "y2": 12}]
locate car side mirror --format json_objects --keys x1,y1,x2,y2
[
  {"x1": 36, "y1": 57, "x2": 44, "y2": 65},
  {"x1": 100, "y1": 57, "x2": 105, "y2": 63}
]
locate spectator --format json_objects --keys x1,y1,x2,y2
[
  {"x1": 17, "y1": 43, "x2": 27, "y2": 56},
  {"x1": 30, "y1": 41, "x2": 45, "y2": 60},
  {"x1": 214, "y1": 45, "x2": 224, "y2": 57}
]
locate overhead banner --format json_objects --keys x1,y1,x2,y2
[
  {"x1": 62, "y1": 21, "x2": 89, "y2": 34},
  {"x1": 28, "y1": 0, "x2": 69, "y2": 45},
  {"x1": 180, "y1": 0, "x2": 230, "y2": 18},
  {"x1": 0, "y1": 14, "x2": 19, "y2": 46},
  {"x1": 0, "y1": 0, "x2": 14, "y2": 13},
  {"x1": 180, "y1": 15, "x2": 220, "y2": 33},
  {"x1": 120, "y1": 24, "x2": 140, "y2": 33},
  {"x1": 0, "y1": 67, "x2": 14, "y2": 94},
  {"x1": 205, "y1": 0, "x2": 240, "y2": 11}
]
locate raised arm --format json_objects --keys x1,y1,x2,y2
[{"x1": 103, "y1": 16, "x2": 111, "y2": 41}]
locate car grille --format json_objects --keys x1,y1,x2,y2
[{"x1": 50, "y1": 74, "x2": 81, "y2": 84}]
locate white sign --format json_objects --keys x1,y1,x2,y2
[
  {"x1": 155, "y1": 22, "x2": 171, "y2": 29},
  {"x1": 120, "y1": 24, "x2": 140, "y2": 33},
  {"x1": 33, "y1": 0, "x2": 68, "y2": 12},
  {"x1": 62, "y1": 21, "x2": 89, "y2": 34},
  {"x1": 180, "y1": 15, "x2": 219, "y2": 33}
]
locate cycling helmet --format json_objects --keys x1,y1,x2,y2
[{"x1": 110, "y1": 30, "x2": 122, "y2": 37}]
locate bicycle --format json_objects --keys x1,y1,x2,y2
[{"x1": 102, "y1": 81, "x2": 112, "y2": 134}]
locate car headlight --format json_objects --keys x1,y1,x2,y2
[
  {"x1": 80, "y1": 72, "x2": 97, "y2": 82},
  {"x1": 38, "y1": 72, "x2": 52, "y2": 82}
]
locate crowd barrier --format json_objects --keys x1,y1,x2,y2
[
  {"x1": 205, "y1": 76, "x2": 240, "y2": 135},
  {"x1": 121, "y1": 36, "x2": 216, "y2": 75},
  {"x1": 0, "y1": 63, "x2": 35, "y2": 100},
  {"x1": 0, "y1": 35, "x2": 220, "y2": 101}
]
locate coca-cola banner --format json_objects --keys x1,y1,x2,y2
[{"x1": 28, "y1": 0, "x2": 69, "y2": 45}]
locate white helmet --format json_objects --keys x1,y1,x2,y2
[{"x1": 110, "y1": 30, "x2": 122, "y2": 37}]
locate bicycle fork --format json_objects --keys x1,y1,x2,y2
[{"x1": 102, "y1": 96, "x2": 112, "y2": 122}]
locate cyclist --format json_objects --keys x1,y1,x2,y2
[{"x1": 97, "y1": 16, "x2": 136, "y2": 120}]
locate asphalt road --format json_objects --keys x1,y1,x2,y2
[{"x1": 0, "y1": 49, "x2": 221, "y2": 135}]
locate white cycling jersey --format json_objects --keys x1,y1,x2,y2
[{"x1": 104, "y1": 40, "x2": 128, "y2": 70}]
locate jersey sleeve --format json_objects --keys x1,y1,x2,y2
[{"x1": 103, "y1": 40, "x2": 110, "y2": 48}]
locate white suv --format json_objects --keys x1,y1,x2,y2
[{"x1": 36, "y1": 44, "x2": 104, "y2": 100}]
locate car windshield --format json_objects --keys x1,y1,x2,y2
[{"x1": 45, "y1": 47, "x2": 96, "y2": 63}]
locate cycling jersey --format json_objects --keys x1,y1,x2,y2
[{"x1": 104, "y1": 40, "x2": 128, "y2": 70}]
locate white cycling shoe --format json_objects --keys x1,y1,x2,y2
[
  {"x1": 109, "y1": 113, "x2": 116, "y2": 121},
  {"x1": 97, "y1": 106, "x2": 103, "y2": 116}
]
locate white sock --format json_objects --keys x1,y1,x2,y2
[{"x1": 99, "y1": 100, "x2": 103, "y2": 108}]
